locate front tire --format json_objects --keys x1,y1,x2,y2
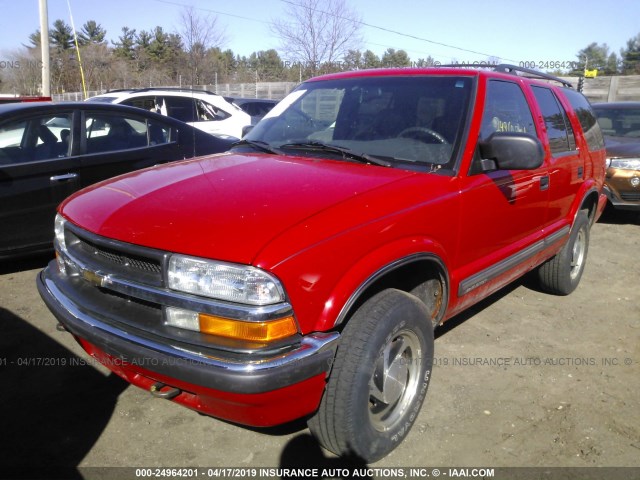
[
  {"x1": 538, "y1": 209, "x2": 590, "y2": 295},
  {"x1": 308, "y1": 289, "x2": 434, "y2": 462}
]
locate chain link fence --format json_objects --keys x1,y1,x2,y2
[
  {"x1": 50, "y1": 77, "x2": 640, "y2": 103},
  {"x1": 52, "y1": 82, "x2": 298, "y2": 102}
]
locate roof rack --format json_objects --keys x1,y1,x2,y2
[
  {"x1": 101, "y1": 88, "x2": 135, "y2": 94},
  {"x1": 493, "y1": 64, "x2": 573, "y2": 88},
  {"x1": 433, "y1": 63, "x2": 573, "y2": 89},
  {"x1": 105, "y1": 87, "x2": 220, "y2": 96}
]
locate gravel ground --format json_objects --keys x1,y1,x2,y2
[{"x1": 1, "y1": 209, "x2": 638, "y2": 480}]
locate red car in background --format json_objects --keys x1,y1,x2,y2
[{"x1": 0, "y1": 95, "x2": 52, "y2": 104}]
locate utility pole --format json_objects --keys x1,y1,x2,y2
[{"x1": 39, "y1": 0, "x2": 51, "y2": 97}]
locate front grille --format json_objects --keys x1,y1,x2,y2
[
  {"x1": 56, "y1": 221, "x2": 298, "y2": 357},
  {"x1": 76, "y1": 236, "x2": 162, "y2": 274},
  {"x1": 65, "y1": 225, "x2": 167, "y2": 287}
]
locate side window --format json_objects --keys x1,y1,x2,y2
[
  {"x1": 85, "y1": 113, "x2": 148, "y2": 153},
  {"x1": 531, "y1": 86, "x2": 575, "y2": 155},
  {"x1": 562, "y1": 89, "x2": 605, "y2": 151},
  {"x1": 0, "y1": 114, "x2": 71, "y2": 164},
  {"x1": 241, "y1": 102, "x2": 274, "y2": 117},
  {"x1": 195, "y1": 100, "x2": 230, "y2": 122},
  {"x1": 0, "y1": 121, "x2": 28, "y2": 163},
  {"x1": 148, "y1": 120, "x2": 171, "y2": 145},
  {"x1": 480, "y1": 80, "x2": 536, "y2": 141},
  {"x1": 122, "y1": 96, "x2": 157, "y2": 111},
  {"x1": 163, "y1": 97, "x2": 197, "y2": 123}
]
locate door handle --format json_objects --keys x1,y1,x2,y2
[
  {"x1": 50, "y1": 173, "x2": 78, "y2": 182},
  {"x1": 539, "y1": 175, "x2": 549, "y2": 191}
]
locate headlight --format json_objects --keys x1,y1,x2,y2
[
  {"x1": 608, "y1": 157, "x2": 640, "y2": 171},
  {"x1": 168, "y1": 254, "x2": 285, "y2": 305}
]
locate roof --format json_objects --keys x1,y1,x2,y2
[
  {"x1": 89, "y1": 88, "x2": 223, "y2": 101},
  {"x1": 0, "y1": 100, "x2": 190, "y2": 121},
  {"x1": 307, "y1": 67, "x2": 479, "y2": 82},
  {"x1": 306, "y1": 64, "x2": 572, "y2": 89},
  {"x1": 102, "y1": 87, "x2": 219, "y2": 95}
]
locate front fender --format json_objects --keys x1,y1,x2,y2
[
  {"x1": 272, "y1": 235, "x2": 451, "y2": 334},
  {"x1": 329, "y1": 245, "x2": 450, "y2": 330}
]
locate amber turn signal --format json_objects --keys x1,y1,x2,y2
[{"x1": 198, "y1": 313, "x2": 298, "y2": 343}]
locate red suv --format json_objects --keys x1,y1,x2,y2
[{"x1": 38, "y1": 65, "x2": 607, "y2": 462}]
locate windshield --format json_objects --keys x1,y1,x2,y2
[
  {"x1": 243, "y1": 75, "x2": 474, "y2": 170},
  {"x1": 594, "y1": 105, "x2": 640, "y2": 138}
]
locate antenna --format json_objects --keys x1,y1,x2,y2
[{"x1": 67, "y1": 0, "x2": 88, "y2": 99}]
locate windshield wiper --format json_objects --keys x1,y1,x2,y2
[
  {"x1": 232, "y1": 139, "x2": 282, "y2": 154},
  {"x1": 278, "y1": 141, "x2": 393, "y2": 167}
]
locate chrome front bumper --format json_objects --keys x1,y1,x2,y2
[{"x1": 37, "y1": 263, "x2": 339, "y2": 395}]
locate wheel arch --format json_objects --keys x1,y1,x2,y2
[
  {"x1": 575, "y1": 184, "x2": 603, "y2": 226},
  {"x1": 331, "y1": 251, "x2": 450, "y2": 331}
]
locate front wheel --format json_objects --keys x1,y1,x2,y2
[
  {"x1": 308, "y1": 289, "x2": 434, "y2": 462},
  {"x1": 538, "y1": 209, "x2": 590, "y2": 295}
]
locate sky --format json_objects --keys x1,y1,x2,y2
[{"x1": 0, "y1": 0, "x2": 639, "y2": 71}]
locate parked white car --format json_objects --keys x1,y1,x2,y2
[{"x1": 88, "y1": 88, "x2": 251, "y2": 139}]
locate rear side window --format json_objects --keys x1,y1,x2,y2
[
  {"x1": 531, "y1": 86, "x2": 576, "y2": 155},
  {"x1": 122, "y1": 96, "x2": 157, "y2": 111},
  {"x1": 562, "y1": 89, "x2": 605, "y2": 151},
  {"x1": 195, "y1": 99, "x2": 230, "y2": 122},
  {"x1": 84, "y1": 113, "x2": 170, "y2": 153},
  {"x1": 480, "y1": 80, "x2": 536, "y2": 140},
  {"x1": 163, "y1": 97, "x2": 197, "y2": 123}
]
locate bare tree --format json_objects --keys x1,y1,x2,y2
[
  {"x1": 1, "y1": 48, "x2": 43, "y2": 95},
  {"x1": 271, "y1": 0, "x2": 362, "y2": 74},
  {"x1": 79, "y1": 43, "x2": 113, "y2": 91},
  {"x1": 178, "y1": 6, "x2": 227, "y2": 85}
]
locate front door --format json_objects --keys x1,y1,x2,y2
[{"x1": 455, "y1": 79, "x2": 549, "y2": 308}]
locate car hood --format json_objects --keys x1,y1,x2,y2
[
  {"x1": 603, "y1": 136, "x2": 640, "y2": 157},
  {"x1": 60, "y1": 152, "x2": 417, "y2": 265}
]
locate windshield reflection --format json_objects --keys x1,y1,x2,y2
[{"x1": 244, "y1": 75, "x2": 474, "y2": 169}]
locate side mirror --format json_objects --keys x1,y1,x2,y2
[{"x1": 478, "y1": 132, "x2": 544, "y2": 171}]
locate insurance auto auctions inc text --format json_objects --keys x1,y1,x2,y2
[
  {"x1": 428, "y1": 356, "x2": 632, "y2": 368},
  {"x1": 254, "y1": 467, "x2": 494, "y2": 477}
]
